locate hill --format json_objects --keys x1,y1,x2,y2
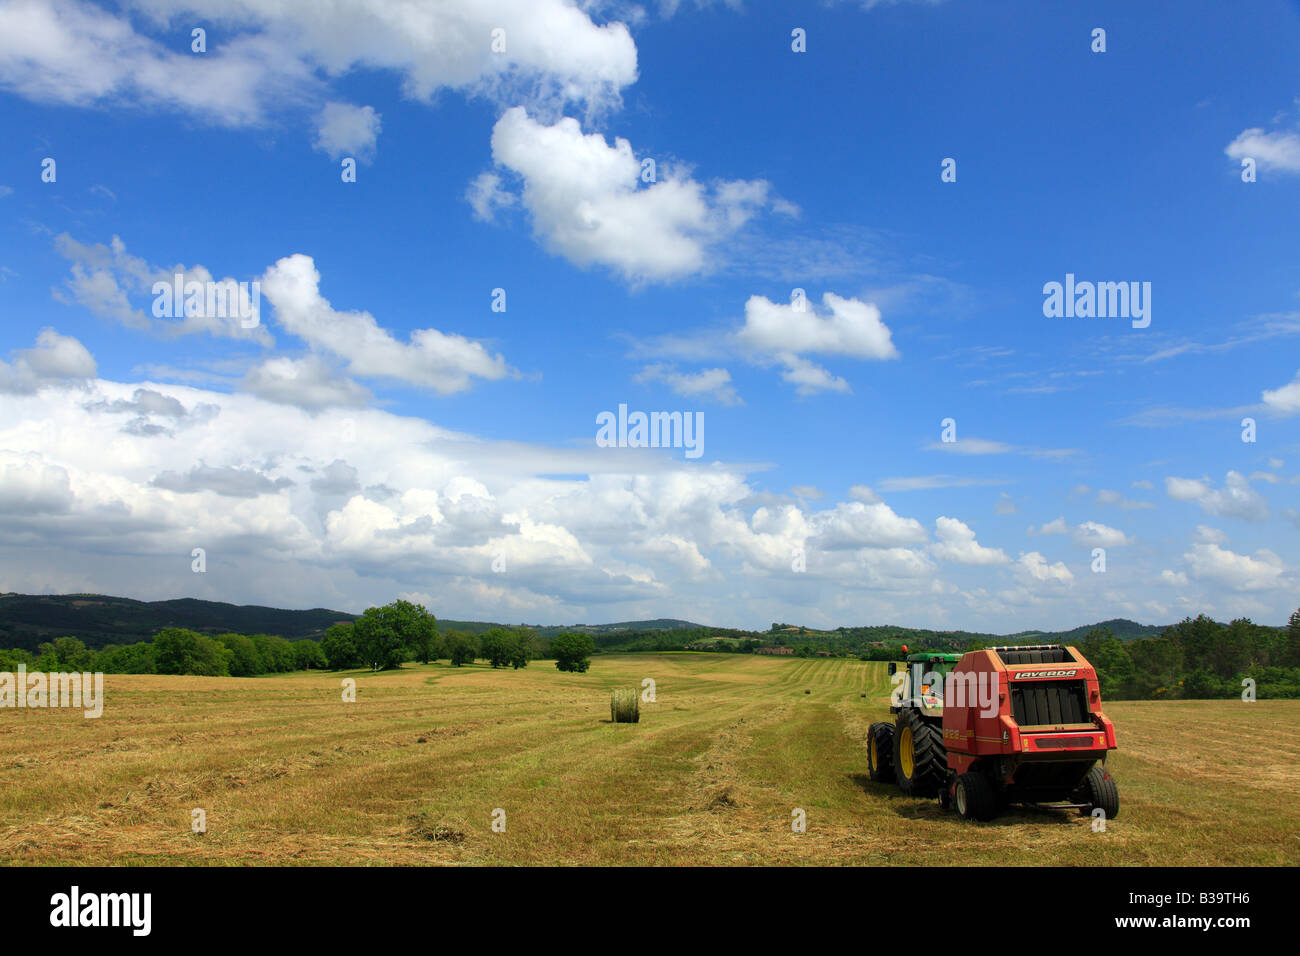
[
  {"x1": 0, "y1": 593, "x2": 355, "y2": 651},
  {"x1": 0, "y1": 592, "x2": 1175, "y2": 654}
]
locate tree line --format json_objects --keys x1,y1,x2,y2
[
  {"x1": 0, "y1": 600, "x2": 598, "y2": 677},
  {"x1": 1073, "y1": 610, "x2": 1300, "y2": 700}
]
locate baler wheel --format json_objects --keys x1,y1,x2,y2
[
  {"x1": 1077, "y1": 765, "x2": 1120, "y2": 821},
  {"x1": 867, "y1": 722, "x2": 895, "y2": 783},
  {"x1": 954, "y1": 773, "x2": 997, "y2": 821},
  {"x1": 892, "y1": 707, "x2": 946, "y2": 797}
]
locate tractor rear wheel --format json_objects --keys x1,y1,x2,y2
[
  {"x1": 1077, "y1": 765, "x2": 1120, "y2": 820},
  {"x1": 867, "y1": 722, "x2": 895, "y2": 782},
  {"x1": 892, "y1": 707, "x2": 946, "y2": 797},
  {"x1": 954, "y1": 772, "x2": 997, "y2": 821}
]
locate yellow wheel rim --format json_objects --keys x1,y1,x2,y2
[
  {"x1": 869, "y1": 737, "x2": 877, "y2": 767},
  {"x1": 900, "y1": 727, "x2": 914, "y2": 777}
]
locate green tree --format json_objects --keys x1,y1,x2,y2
[
  {"x1": 352, "y1": 601, "x2": 432, "y2": 670},
  {"x1": 153, "y1": 628, "x2": 231, "y2": 676},
  {"x1": 292, "y1": 639, "x2": 327, "y2": 670},
  {"x1": 446, "y1": 632, "x2": 476, "y2": 667},
  {"x1": 321, "y1": 622, "x2": 361, "y2": 670},
  {"x1": 216, "y1": 633, "x2": 264, "y2": 676},
  {"x1": 481, "y1": 628, "x2": 515, "y2": 668},
  {"x1": 551, "y1": 632, "x2": 594, "y2": 673},
  {"x1": 47, "y1": 637, "x2": 93, "y2": 671},
  {"x1": 94, "y1": 642, "x2": 155, "y2": 674},
  {"x1": 249, "y1": 634, "x2": 295, "y2": 672},
  {"x1": 404, "y1": 606, "x2": 439, "y2": 664},
  {"x1": 1285, "y1": 608, "x2": 1300, "y2": 668},
  {"x1": 510, "y1": 630, "x2": 535, "y2": 669}
]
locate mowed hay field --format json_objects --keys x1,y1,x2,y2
[{"x1": 2, "y1": 653, "x2": 1297, "y2": 866}]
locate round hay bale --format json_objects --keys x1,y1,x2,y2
[{"x1": 610, "y1": 687, "x2": 640, "y2": 723}]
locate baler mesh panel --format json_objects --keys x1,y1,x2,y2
[
  {"x1": 996, "y1": 647, "x2": 1072, "y2": 665},
  {"x1": 1011, "y1": 680, "x2": 1087, "y2": 725}
]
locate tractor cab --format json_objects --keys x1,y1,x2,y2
[{"x1": 889, "y1": 652, "x2": 960, "y2": 713}]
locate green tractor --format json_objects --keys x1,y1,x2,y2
[{"x1": 866, "y1": 651, "x2": 959, "y2": 798}]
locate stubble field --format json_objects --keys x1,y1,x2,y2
[{"x1": 2, "y1": 653, "x2": 1295, "y2": 865}]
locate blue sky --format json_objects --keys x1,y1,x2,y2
[{"x1": 1, "y1": 0, "x2": 1298, "y2": 631}]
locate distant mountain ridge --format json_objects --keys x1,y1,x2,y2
[{"x1": 0, "y1": 592, "x2": 1173, "y2": 652}]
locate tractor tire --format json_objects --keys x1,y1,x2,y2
[
  {"x1": 1077, "y1": 765, "x2": 1120, "y2": 821},
  {"x1": 954, "y1": 772, "x2": 997, "y2": 821},
  {"x1": 892, "y1": 707, "x2": 946, "y2": 798},
  {"x1": 867, "y1": 722, "x2": 895, "y2": 783}
]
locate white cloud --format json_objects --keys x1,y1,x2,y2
[
  {"x1": 1096, "y1": 488, "x2": 1154, "y2": 510},
  {"x1": 0, "y1": 329, "x2": 96, "y2": 393},
  {"x1": 54, "y1": 234, "x2": 272, "y2": 343},
  {"x1": 242, "y1": 355, "x2": 372, "y2": 410},
  {"x1": 0, "y1": 0, "x2": 637, "y2": 133},
  {"x1": 848, "y1": 484, "x2": 880, "y2": 503},
  {"x1": 737, "y1": 292, "x2": 899, "y2": 361},
  {"x1": 635, "y1": 363, "x2": 740, "y2": 405},
  {"x1": 1160, "y1": 569, "x2": 1189, "y2": 587},
  {"x1": 1072, "y1": 521, "x2": 1132, "y2": 548},
  {"x1": 1164, "y1": 471, "x2": 1269, "y2": 522},
  {"x1": 1016, "y1": 551, "x2": 1074, "y2": 584},
  {"x1": 260, "y1": 254, "x2": 510, "y2": 394},
  {"x1": 1030, "y1": 517, "x2": 1069, "y2": 536},
  {"x1": 1225, "y1": 127, "x2": 1300, "y2": 174},
  {"x1": 465, "y1": 172, "x2": 517, "y2": 223},
  {"x1": 486, "y1": 107, "x2": 778, "y2": 282},
  {"x1": 314, "y1": 102, "x2": 381, "y2": 161},
  {"x1": 930, "y1": 516, "x2": 1008, "y2": 565},
  {"x1": 0, "y1": 451, "x2": 74, "y2": 514},
  {"x1": 808, "y1": 500, "x2": 929, "y2": 550},
  {"x1": 1262, "y1": 369, "x2": 1300, "y2": 414},
  {"x1": 1184, "y1": 542, "x2": 1285, "y2": 592},
  {"x1": 777, "y1": 353, "x2": 851, "y2": 395}
]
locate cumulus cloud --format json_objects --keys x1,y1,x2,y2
[
  {"x1": 1072, "y1": 521, "x2": 1132, "y2": 548},
  {"x1": 55, "y1": 234, "x2": 272, "y2": 343},
  {"x1": 1225, "y1": 127, "x2": 1300, "y2": 174},
  {"x1": 930, "y1": 517, "x2": 1008, "y2": 565},
  {"x1": 0, "y1": 329, "x2": 96, "y2": 393},
  {"x1": 1016, "y1": 551, "x2": 1074, "y2": 584},
  {"x1": 1184, "y1": 542, "x2": 1285, "y2": 591},
  {"x1": 808, "y1": 500, "x2": 929, "y2": 550},
  {"x1": 465, "y1": 172, "x2": 517, "y2": 223},
  {"x1": 734, "y1": 292, "x2": 898, "y2": 394},
  {"x1": 1165, "y1": 471, "x2": 1269, "y2": 522},
  {"x1": 151, "y1": 464, "x2": 295, "y2": 498},
  {"x1": 0, "y1": 451, "x2": 75, "y2": 514},
  {"x1": 485, "y1": 107, "x2": 779, "y2": 282},
  {"x1": 1029, "y1": 517, "x2": 1069, "y2": 536},
  {"x1": 314, "y1": 102, "x2": 381, "y2": 160},
  {"x1": 635, "y1": 363, "x2": 740, "y2": 405},
  {"x1": 0, "y1": 0, "x2": 637, "y2": 133},
  {"x1": 1262, "y1": 369, "x2": 1300, "y2": 414},
  {"x1": 242, "y1": 355, "x2": 372, "y2": 410},
  {"x1": 260, "y1": 254, "x2": 510, "y2": 394}
]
